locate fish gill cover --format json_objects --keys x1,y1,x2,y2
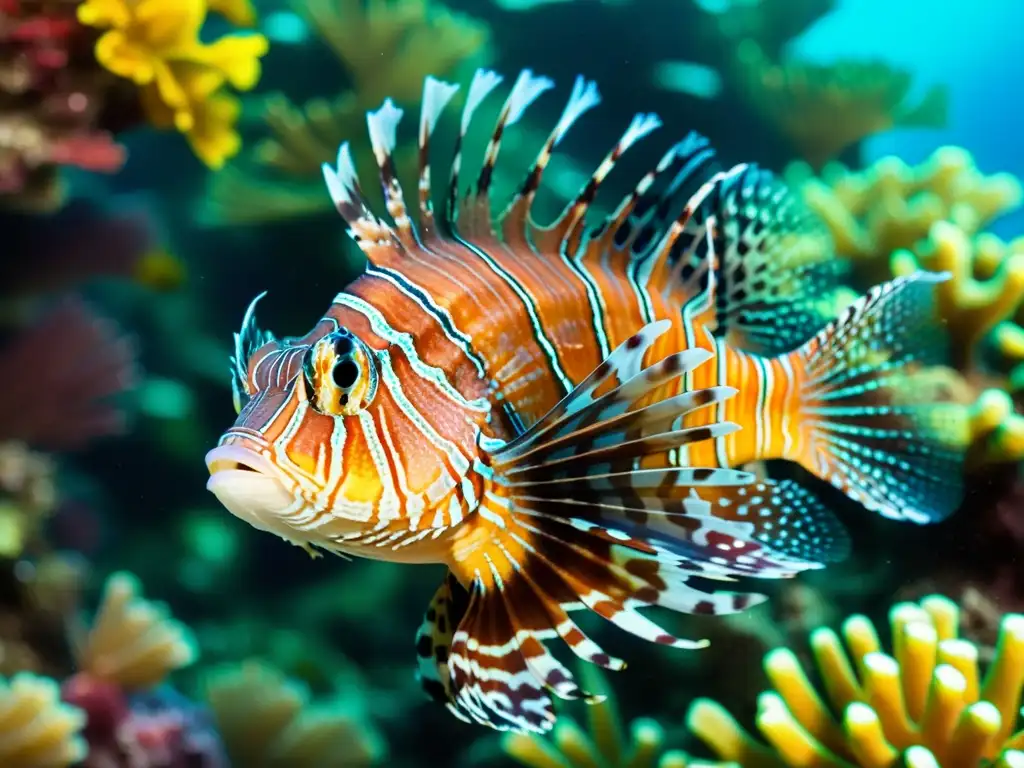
[{"x1": 0, "y1": 0, "x2": 1022, "y2": 766}]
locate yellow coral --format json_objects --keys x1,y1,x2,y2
[
  {"x1": 202, "y1": 0, "x2": 489, "y2": 225},
  {"x1": 892, "y1": 222, "x2": 1024, "y2": 369},
  {"x1": 76, "y1": 571, "x2": 196, "y2": 690},
  {"x1": 78, "y1": 0, "x2": 269, "y2": 169},
  {"x1": 204, "y1": 659, "x2": 385, "y2": 767},
  {"x1": 503, "y1": 664, "x2": 704, "y2": 768},
  {"x1": 787, "y1": 147, "x2": 1023, "y2": 286},
  {"x1": 0, "y1": 672, "x2": 87, "y2": 768},
  {"x1": 688, "y1": 595, "x2": 1024, "y2": 767}
]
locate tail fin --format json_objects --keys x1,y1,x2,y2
[{"x1": 790, "y1": 271, "x2": 966, "y2": 524}]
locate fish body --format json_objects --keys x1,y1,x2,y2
[{"x1": 206, "y1": 69, "x2": 965, "y2": 734}]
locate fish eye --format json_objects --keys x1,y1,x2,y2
[{"x1": 302, "y1": 329, "x2": 378, "y2": 416}]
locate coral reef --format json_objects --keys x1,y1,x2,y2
[
  {"x1": 0, "y1": 298, "x2": 137, "y2": 450},
  {"x1": 786, "y1": 147, "x2": 1024, "y2": 468},
  {"x1": 688, "y1": 595, "x2": 1024, "y2": 767},
  {"x1": 729, "y1": 40, "x2": 947, "y2": 169},
  {"x1": 202, "y1": 0, "x2": 489, "y2": 225},
  {"x1": 76, "y1": 0, "x2": 270, "y2": 169},
  {"x1": 787, "y1": 147, "x2": 1023, "y2": 286},
  {"x1": 690, "y1": 0, "x2": 944, "y2": 168},
  {"x1": 0, "y1": 672, "x2": 87, "y2": 767},
  {"x1": 0, "y1": 0, "x2": 132, "y2": 209},
  {"x1": 203, "y1": 659, "x2": 385, "y2": 767}
]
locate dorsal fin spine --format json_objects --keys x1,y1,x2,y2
[
  {"x1": 446, "y1": 70, "x2": 504, "y2": 230},
  {"x1": 366, "y1": 99, "x2": 416, "y2": 246},
  {"x1": 322, "y1": 142, "x2": 403, "y2": 261},
  {"x1": 417, "y1": 77, "x2": 461, "y2": 235},
  {"x1": 475, "y1": 70, "x2": 554, "y2": 199},
  {"x1": 497, "y1": 74, "x2": 601, "y2": 244},
  {"x1": 638, "y1": 163, "x2": 745, "y2": 296},
  {"x1": 557, "y1": 111, "x2": 663, "y2": 258}
]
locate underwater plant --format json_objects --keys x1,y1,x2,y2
[
  {"x1": 688, "y1": 595, "x2": 1024, "y2": 767},
  {"x1": 728, "y1": 40, "x2": 947, "y2": 170}
]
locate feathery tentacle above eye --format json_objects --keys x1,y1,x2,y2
[{"x1": 230, "y1": 291, "x2": 276, "y2": 413}]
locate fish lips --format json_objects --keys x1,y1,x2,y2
[{"x1": 205, "y1": 444, "x2": 296, "y2": 535}]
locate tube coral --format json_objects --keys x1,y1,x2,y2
[
  {"x1": 201, "y1": 0, "x2": 489, "y2": 225},
  {"x1": 0, "y1": 672, "x2": 87, "y2": 767},
  {"x1": 687, "y1": 595, "x2": 1024, "y2": 767},
  {"x1": 203, "y1": 659, "x2": 385, "y2": 767},
  {"x1": 76, "y1": 0, "x2": 269, "y2": 169}
]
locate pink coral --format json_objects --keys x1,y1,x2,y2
[{"x1": 63, "y1": 675, "x2": 228, "y2": 767}]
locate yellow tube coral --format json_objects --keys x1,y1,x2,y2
[
  {"x1": 0, "y1": 672, "x2": 87, "y2": 768},
  {"x1": 688, "y1": 595, "x2": 1024, "y2": 767},
  {"x1": 203, "y1": 660, "x2": 386, "y2": 767},
  {"x1": 78, "y1": 0, "x2": 269, "y2": 168},
  {"x1": 76, "y1": 571, "x2": 197, "y2": 691}
]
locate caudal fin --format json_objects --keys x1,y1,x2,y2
[{"x1": 791, "y1": 271, "x2": 966, "y2": 524}]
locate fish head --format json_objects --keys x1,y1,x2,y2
[{"x1": 206, "y1": 293, "x2": 488, "y2": 553}]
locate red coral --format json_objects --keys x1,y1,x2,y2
[
  {"x1": 0, "y1": 297, "x2": 136, "y2": 449},
  {"x1": 62, "y1": 674, "x2": 228, "y2": 768}
]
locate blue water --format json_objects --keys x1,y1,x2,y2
[{"x1": 794, "y1": 0, "x2": 1023, "y2": 238}]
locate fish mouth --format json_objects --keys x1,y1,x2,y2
[{"x1": 205, "y1": 444, "x2": 297, "y2": 536}]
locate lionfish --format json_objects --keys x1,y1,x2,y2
[{"x1": 205, "y1": 69, "x2": 965, "y2": 734}]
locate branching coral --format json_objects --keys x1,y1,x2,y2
[
  {"x1": 502, "y1": 663, "x2": 703, "y2": 768},
  {"x1": 787, "y1": 147, "x2": 1023, "y2": 286},
  {"x1": 77, "y1": 0, "x2": 269, "y2": 169},
  {"x1": 787, "y1": 148, "x2": 1024, "y2": 467},
  {"x1": 203, "y1": 659, "x2": 385, "y2": 767},
  {"x1": 730, "y1": 40, "x2": 947, "y2": 170},
  {"x1": 202, "y1": 0, "x2": 489, "y2": 225},
  {"x1": 0, "y1": 672, "x2": 87, "y2": 767},
  {"x1": 687, "y1": 595, "x2": 1024, "y2": 767}
]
